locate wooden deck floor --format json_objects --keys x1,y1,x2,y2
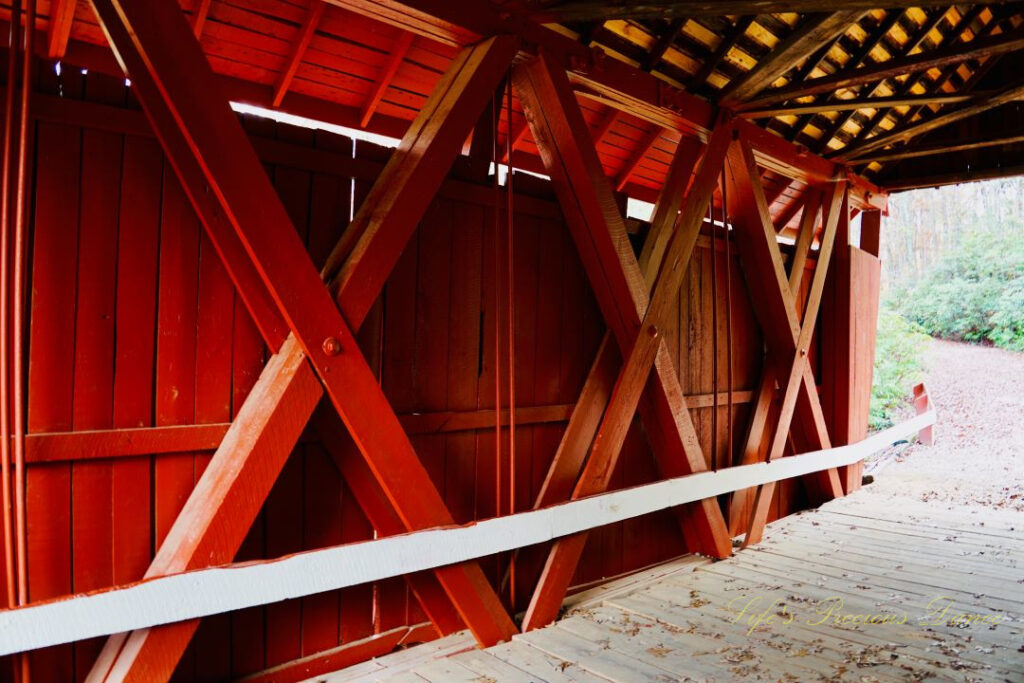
[{"x1": 316, "y1": 489, "x2": 1024, "y2": 682}]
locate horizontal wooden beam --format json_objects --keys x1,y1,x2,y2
[
  {"x1": 839, "y1": 79, "x2": 1024, "y2": 160},
  {"x1": 41, "y1": 13, "x2": 885, "y2": 211},
  {"x1": 21, "y1": 391, "x2": 761, "y2": 464},
  {"x1": 0, "y1": 407, "x2": 935, "y2": 657},
  {"x1": 880, "y1": 161, "x2": 1024, "y2": 192},
  {"x1": 740, "y1": 27, "x2": 1024, "y2": 111},
  {"x1": 300, "y1": 2, "x2": 887, "y2": 210},
  {"x1": 858, "y1": 133, "x2": 1024, "y2": 164},
  {"x1": 740, "y1": 94, "x2": 977, "y2": 118},
  {"x1": 524, "y1": 1, "x2": 984, "y2": 22}
]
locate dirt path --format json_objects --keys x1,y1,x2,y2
[{"x1": 863, "y1": 338, "x2": 1024, "y2": 513}]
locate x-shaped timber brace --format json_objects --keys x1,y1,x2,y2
[
  {"x1": 724, "y1": 146, "x2": 847, "y2": 547},
  {"x1": 87, "y1": 0, "x2": 520, "y2": 679},
  {"x1": 71, "y1": 0, "x2": 857, "y2": 677},
  {"x1": 512, "y1": 53, "x2": 847, "y2": 631}
]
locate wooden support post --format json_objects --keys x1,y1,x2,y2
[
  {"x1": 86, "y1": 1, "x2": 518, "y2": 676},
  {"x1": 860, "y1": 208, "x2": 881, "y2": 257},
  {"x1": 913, "y1": 383, "x2": 934, "y2": 446},
  {"x1": 821, "y1": 196, "x2": 882, "y2": 494},
  {"x1": 514, "y1": 50, "x2": 733, "y2": 631}
]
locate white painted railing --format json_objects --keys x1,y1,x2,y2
[{"x1": 0, "y1": 405, "x2": 935, "y2": 655}]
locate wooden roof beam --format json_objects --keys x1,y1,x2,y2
[
  {"x1": 272, "y1": 1, "x2": 326, "y2": 108},
  {"x1": 786, "y1": 10, "x2": 905, "y2": 143},
  {"x1": 840, "y1": 77, "x2": 1024, "y2": 160},
  {"x1": 329, "y1": 1, "x2": 886, "y2": 205},
  {"x1": 740, "y1": 23, "x2": 1024, "y2": 111},
  {"x1": 720, "y1": 11, "x2": 866, "y2": 105},
  {"x1": 841, "y1": 11, "x2": 1015, "y2": 160},
  {"x1": 880, "y1": 8, "x2": 1017, "y2": 143},
  {"x1": 745, "y1": 93, "x2": 977, "y2": 118},
  {"x1": 525, "y1": 1, "x2": 992, "y2": 22},
  {"x1": 858, "y1": 132, "x2": 1024, "y2": 165},
  {"x1": 192, "y1": 0, "x2": 213, "y2": 38},
  {"x1": 501, "y1": 118, "x2": 530, "y2": 162},
  {"x1": 591, "y1": 107, "x2": 620, "y2": 146},
  {"x1": 46, "y1": 0, "x2": 76, "y2": 59},
  {"x1": 818, "y1": 6, "x2": 981, "y2": 153},
  {"x1": 881, "y1": 161, "x2": 1024, "y2": 191},
  {"x1": 360, "y1": 30, "x2": 414, "y2": 128}
]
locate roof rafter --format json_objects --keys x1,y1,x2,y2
[
  {"x1": 820, "y1": 7, "x2": 979, "y2": 153},
  {"x1": 745, "y1": 93, "x2": 977, "y2": 118},
  {"x1": 887, "y1": 9, "x2": 1016, "y2": 139},
  {"x1": 192, "y1": 0, "x2": 213, "y2": 38},
  {"x1": 786, "y1": 9, "x2": 905, "y2": 143},
  {"x1": 843, "y1": 8, "x2": 1004, "y2": 155},
  {"x1": 859, "y1": 132, "x2": 1024, "y2": 164},
  {"x1": 46, "y1": 0, "x2": 76, "y2": 59},
  {"x1": 360, "y1": 30, "x2": 415, "y2": 128},
  {"x1": 272, "y1": 0, "x2": 326, "y2": 107},
  {"x1": 839, "y1": 76, "x2": 1024, "y2": 160},
  {"x1": 615, "y1": 126, "x2": 664, "y2": 191},
  {"x1": 643, "y1": 17, "x2": 684, "y2": 72},
  {"x1": 740, "y1": 22, "x2": 1024, "y2": 110},
  {"x1": 720, "y1": 11, "x2": 866, "y2": 105},
  {"x1": 525, "y1": 1, "x2": 990, "y2": 23}
]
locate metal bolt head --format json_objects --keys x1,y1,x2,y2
[{"x1": 322, "y1": 336, "x2": 342, "y2": 356}]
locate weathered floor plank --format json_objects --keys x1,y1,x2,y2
[{"x1": 314, "y1": 490, "x2": 1024, "y2": 682}]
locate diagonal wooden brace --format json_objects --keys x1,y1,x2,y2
[
  {"x1": 514, "y1": 56, "x2": 729, "y2": 563},
  {"x1": 312, "y1": 407, "x2": 464, "y2": 636},
  {"x1": 532, "y1": 136, "x2": 704, "y2": 511},
  {"x1": 724, "y1": 139, "x2": 845, "y2": 547},
  {"x1": 521, "y1": 125, "x2": 735, "y2": 632},
  {"x1": 515, "y1": 49, "x2": 735, "y2": 630},
  {"x1": 728, "y1": 190, "x2": 822, "y2": 533},
  {"x1": 88, "y1": 337, "x2": 323, "y2": 682},
  {"x1": 86, "y1": 0, "x2": 519, "y2": 678}
]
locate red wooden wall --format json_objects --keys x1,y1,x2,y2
[{"x1": 2, "y1": 66, "x2": 835, "y2": 681}]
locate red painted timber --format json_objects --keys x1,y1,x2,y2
[
  {"x1": 513, "y1": 52, "x2": 733, "y2": 631},
  {"x1": 86, "y1": 3, "x2": 518, "y2": 676}
]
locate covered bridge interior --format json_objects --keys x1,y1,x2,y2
[{"x1": 0, "y1": 0, "x2": 1019, "y2": 681}]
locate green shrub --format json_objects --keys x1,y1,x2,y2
[
  {"x1": 892, "y1": 231, "x2": 1024, "y2": 351},
  {"x1": 870, "y1": 308, "x2": 928, "y2": 430}
]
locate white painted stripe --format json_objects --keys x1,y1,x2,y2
[{"x1": 0, "y1": 409, "x2": 933, "y2": 655}]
